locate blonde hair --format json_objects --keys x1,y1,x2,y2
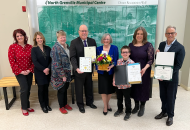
[
  {"x1": 56, "y1": 30, "x2": 66, "y2": 38},
  {"x1": 33, "y1": 32, "x2": 46, "y2": 47}
]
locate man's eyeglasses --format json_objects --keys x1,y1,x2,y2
[
  {"x1": 166, "y1": 32, "x2": 176, "y2": 35},
  {"x1": 79, "y1": 30, "x2": 88, "y2": 33}
]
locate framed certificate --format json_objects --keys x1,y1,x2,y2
[
  {"x1": 84, "y1": 46, "x2": 96, "y2": 61},
  {"x1": 79, "y1": 57, "x2": 92, "y2": 72},
  {"x1": 154, "y1": 52, "x2": 175, "y2": 81},
  {"x1": 127, "y1": 63, "x2": 142, "y2": 84},
  {"x1": 114, "y1": 63, "x2": 142, "y2": 85}
]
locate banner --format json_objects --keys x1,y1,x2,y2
[{"x1": 37, "y1": 0, "x2": 158, "y2": 53}]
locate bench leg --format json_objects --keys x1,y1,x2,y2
[
  {"x1": 3, "y1": 87, "x2": 17, "y2": 110},
  {"x1": 71, "y1": 83, "x2": 75, "y2": 104}
]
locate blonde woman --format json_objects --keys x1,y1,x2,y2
[{"x1": 31, "y1": 32, "x2": 52, "y2": 113}]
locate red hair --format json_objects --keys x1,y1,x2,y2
[{"x1": 13, "y1": 29, "x2": 28, "y2": 44}]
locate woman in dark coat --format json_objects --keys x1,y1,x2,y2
[
  {"x1": 31, "y1": 32, "x2": 52, "y2": 113},
  {"x1": 129, "y1": 27, "x2": 154, "y2": 117}
]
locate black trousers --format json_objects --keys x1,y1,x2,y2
[
  {"x1": 38, "y1": 84, "x2": 49, "y2": 108},
  {"x1": 57, "y1": 82, "x2": 69, "y2": 108},
  {"x1": 15, "y1": 73, "x2": 33, "y2": 110},
  {"x1": 159, "y1": 81, "x2": 178, "y2": 118},
  {"x1": 74, "y1": 73, "x2": 93, "y2": 108},
  {"x1": 116, "y1": 87, "x2": 131, "y2": 113}
]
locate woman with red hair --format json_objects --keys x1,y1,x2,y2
[{"x1": 8, "y1": 29, "x2": 34, "y2": 116}]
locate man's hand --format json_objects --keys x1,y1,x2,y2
[
  {"x1": 76, "y1": 68, "x2": 84, "y2": 74},
  {"x1": 43, "y1": 68, "x2": 50, "y2": 75},
  {"x1": 158, "y1": 79, "x2": 163, "y2": 81},
  {"x1": 155, "y1": 49, "x2": 160, "y2": 54},
  {"x1": 63, "y1": 77, "x2": 67, "y2": 82}
]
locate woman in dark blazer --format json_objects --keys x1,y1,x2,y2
[{"x1": 31, "y1": 32, "x2": 52, "y2": 113}]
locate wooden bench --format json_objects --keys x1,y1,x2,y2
[{"x1": 0, "y1": 71, "x2": 153, "y2": 110}]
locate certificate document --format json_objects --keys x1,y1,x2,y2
[
  {"x1": 127, "y1": 63, "x2": 142, "y2": 84},
  {"x1": 154, "y1": 66, "x2": 173, "y2": 80},
  {"x1": 84, "y1": 46, "x2": 96, "y2": 61},
  {"x1": 79, "y1": 57, "x2": 92, "y2": 72}
]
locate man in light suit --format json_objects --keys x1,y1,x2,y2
[
  {"x1": 70, "y1": 25, "x2": 97, "y2": 113},
  {"x1": 155, "y1": 26, "x2": 185, "y2": 126}
]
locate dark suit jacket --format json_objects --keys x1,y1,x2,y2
[
  {"x1": 70, "y1": 37, "x2": 97, "y2": 78},
  {"x1": 158, "y1": 40, "x2": 185, "y2": 83},
  {"x1": 31, "y1": 45, "x2": 51, "y2": 85}
]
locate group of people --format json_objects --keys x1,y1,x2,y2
[{"x1": 8, "y1": 25, "x2": 185, "y2": 126}]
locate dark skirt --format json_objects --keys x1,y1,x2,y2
[{"x1": 98, "y1": 72, "x2": 115, "y2": 94}]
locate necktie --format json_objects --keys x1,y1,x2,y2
[{"x1": 84, "y1": 40, "x2": 87, "y2": 47}]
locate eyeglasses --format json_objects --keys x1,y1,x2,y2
[
  {"x1": 166, "y1": 32, "x2": 176, "y2": 35},
  {"x1": 79, "y1": 30, "x2": 88, "y2": 33},
  {"x1": 103, "y1": 39, "x2": 110, "y2": 41},
  {"x1": 122, "y1": 52, "x2": 130, "y2": 54}
]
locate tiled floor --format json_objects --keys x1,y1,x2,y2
[{"x1": 0, "y1": 86, "x2": 190, "y2": 130}]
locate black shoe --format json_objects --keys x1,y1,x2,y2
[
  {"x1": 138, "y1": 105, "x2": 145, "y2": 117},
  {"x1": 166, "y1": 117, "x2": 173, "y2": 126},
  {"x1": 42, "y1": 107, "x2": 48, "y2": 113},
  {"x1": 107, "y1": 108, "x2": 112, "y2": 112},
  {"x1": 46, "y1": 106, "x2": 52, "y2": 111},
  {"x1": 114, "y1": 110, "x2": 123, "y2": 117},
  {"x1": 155, "y1": 112, "x2": 168, "y2": 119},
  {"x1": 103, "y1": 111, "x2": 108, "y2": 115},
  {"x1": 132, "y1": 103, "x2": 139, "y2": 114},
  {"x1": 79, "y1": 107, "x2": 85, "y2": 113},
  {"x1": 124, "y1": 113, "x2": 131, "y2": 121},
  {"x1": 87, "y1": 104, "x2": 97, "y2": 109}
]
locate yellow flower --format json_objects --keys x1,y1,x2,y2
[
  {"x1": 107, "y1": 56, "x2": 112, "y2": 61},
  {"x1": 100, "y1": 54, "x2": 103, "y2": 56}
]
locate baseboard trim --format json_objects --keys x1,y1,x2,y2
[{"x1": 180, "y1": 84, "x2": 190, "y2": 91}]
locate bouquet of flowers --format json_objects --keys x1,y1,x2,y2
[{"x1": 94, "y1": 53, "x2": 113, "y2": 71}]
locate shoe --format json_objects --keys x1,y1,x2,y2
[
  {"x1": 103, "y1": 111, "x2": 108, "y2": 115},
  {"x1": 155, "y1": 112, "x2": 168, "y2": 119},
  {"x1": 87, "y1": 104, "x2": 97, "y2": 109},
  {"x1": 64, "y1": 104, "x2": 72, "y2": 111},
  {"x1": 42, "y1": 107, "x2": 48, "y2": 113},
  {"x1": 107, "y1": 108, "x2": 112, "y2": 111},
  {"x1": 59, "y1": 107, "x2": 68, "y2": 114},
  {"x1": 46, "y1": 106, "x2": 52, "y2": 111},
  {"x1": 21, "y1": 109, "x2": 29, "y2": 116},
  {"x1": 132, "y1": 103, "x2": 139, "y2": 114},
  {"x1": 27, "y1": 108, "x2": 35, "y2": 112},
  {"x1": 124, "y1": 113, "x2": 131, "y2": 121},
  {"x1": 79, "y1": 107, "x2": 85, "y2": 113},
  {"x1": 114, "y1": 110, "x2": 123, "y2": 117},
  {"x1": 166, "y1": 117, "x2": 173, "y2": 126},
  {"x1": 138, "y1": 105, "x2": 145, "y2": 117}
]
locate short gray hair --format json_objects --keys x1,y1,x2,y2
[
  {"x1": 165, "y1": 25, "x2": 176, "y2": 33},
  {"x1": 101, "y1": 33, "x2": 113, "y2": 44}
]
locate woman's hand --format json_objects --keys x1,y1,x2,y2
[
  {"x1": 107, "y1": 65, "x2": 114, "y2": 72},
  {"x1": 25, "y1": 70, "x2": 30, "y2": 75},
  {"x1": 140, "y1": 68, "x2": 147, "y2": 77},
  {"x1": 20, "y1": 71, "x2": 27, "y2": 75},
  {"x1": 155, "y1": 49, "x2": 160, "y2": 54},
  {"x1": 63, "y1": 77, "x2": 67, "y2": 82},
  {"x1": 43, "y1": 68, "x2": 50, "y2": 75},
  {"x1": 113, "y1": 80, "x2": 116, "y2": 86}
]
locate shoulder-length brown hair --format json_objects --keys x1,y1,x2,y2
[
  {"x1": 132, "y1": 27, "x2": 148, "y2": 45},
  {"x1": 33, "y1": 32, "x2": 46, "y2": 46},
  {"x1": 13, "y1": 29, "x2": 28, "y2": 44}
]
